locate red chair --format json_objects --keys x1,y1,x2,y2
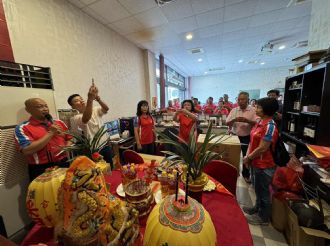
[
  {"x1": 123, "y1": 150, "x2": 144, "y2": 164},
  {"x1": 204, "y1": 160, "x2": 238, "y2": 195}
]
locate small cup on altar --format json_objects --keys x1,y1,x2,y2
[{"x1": 159, "y1": 171, "x2": 169, "y2": 198}]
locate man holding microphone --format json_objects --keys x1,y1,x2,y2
[{"x1": 15, "y1": 98, "x2": 71, "y2": 181}]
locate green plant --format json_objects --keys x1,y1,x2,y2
[
  {"x1": 157, "y1": 122, "x2": 229, "y2": 181},
  {"x1": 59, "y1": 125, "x2": 108, "y2": 161}
]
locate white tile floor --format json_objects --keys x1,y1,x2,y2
[{"x1": 236, "y1": 175, "x2": 289, "y2": 246}]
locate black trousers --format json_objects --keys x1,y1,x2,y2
[
  {"x1": 100, "y1": 145, "x2": 114, "y2": 169},
  {"x1": 28, "y1": 159, "x2": 69, "y2": 182},
  {"x1": 139, "y1": 143, "x2": 155, "y2": 155},
  {"x1": 238, "y1": 135, "x2": 250, "y2": 178}
]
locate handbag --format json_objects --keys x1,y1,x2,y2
[{"x1": 271, "y1": 136, "x2": 290, "y2": 167}]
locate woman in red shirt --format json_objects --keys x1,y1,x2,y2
[
  {"x1": 134, "y1": 100, "x2": 155, "y2": 155},
  {"x1": 173, "y1": 100, "x2": 198, "y2": 143},
  {"x1": 242, "y1": 98, "x2": 279, "y2": 225}
]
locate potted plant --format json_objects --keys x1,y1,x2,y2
[
  {"x1": 60, "y1": 125, "x2": 112, "y2": 172},
  {"x1": 157, "y1": 122, "x2": 228, "y2": 202}
]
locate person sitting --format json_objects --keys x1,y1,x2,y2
[
  {"x1": 202, "y1": 96, "x2": 217, "y2": 115},
  {"x1": 68, "y1": 82, "x2": 113, "y2": 168},
  {"x1": 173, "y1": 100, "x2": 198, "y2": 143},
  {"x1": 15, "y1": 98, "x2": 71, "y2": 181},
  {"x1": 134, "y1": 100, "x2": 156, "y2": 155},
  {"x1": 242, "y1": 97, "x2": 279, "y2": 225}
]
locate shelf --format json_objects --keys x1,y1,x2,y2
[
  {"x1": 287, "y1": 111, "x2": 300, "y2": 116},
  {"x1": 300, "y1": 112, "x2": 320, "y2": 117},
  {"x1": 286, "y1": 62, "x2": 327, "y2": 79},
  {"x1": 282, "y1": 132, "x2": 307, "y2": 146},
  {"x1": 288, "y1": 87, "x2": 302, "y2": 91}
]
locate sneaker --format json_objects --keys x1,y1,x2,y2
[
  {"x1": 246, "y1": 214, "x2": 269, "y2": 226},
  {"x1": 242, "y1": 206, "x2": 258, "y2": 215}
]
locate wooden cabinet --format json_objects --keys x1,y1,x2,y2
[{"x1": 282, "y1": 62, "x2": 330, "y2": 156}]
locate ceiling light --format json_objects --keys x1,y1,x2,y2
[
  {"x1": 198, "y1": 58, "x2": 203, "y2": 62},
  {"x1": 260, "y1": 62, "x2": 265, "y2": 65},
  {"x1": 204, "y1": 71, "x2": 208, "y2": 74},
  {"x1": 238, "y1": 59, "x2": 243, "y2": 63},
  {"x1": 278, "y1": 45, "x2": 286, "y2": 50},
  {"x1": 186, "y1": 33, "x2": 193, "y2": 40}
]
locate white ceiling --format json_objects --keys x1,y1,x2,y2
[{"x1": 67, "y1": 0, "x2": 312, "y2": 76}]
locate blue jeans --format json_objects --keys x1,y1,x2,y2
[{"x1": 253, "y1": 166, "x2": 276, "y2": 222}]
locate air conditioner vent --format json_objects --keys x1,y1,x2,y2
[
  {"x1": 292, "y1": 40, "x2": 308, "y2": 48},
  {"x1": 187, "y1": 47, "x2": 204, "y2": 55},
  {"x1": 208, "y1": 67, "x2": 225, "y2": 72}
]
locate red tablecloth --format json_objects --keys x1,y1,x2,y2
[{"x1": 22, "y1": 170, "x2": 253, "y2": 246}]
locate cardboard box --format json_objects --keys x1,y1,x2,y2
[
  {"x1": 197, "y1": 134, "x2": 241, "y2": 171},
  {"x1": 272, "y1": 196, "x2": 288, "y2": 232},
  {"x1": 285, "y1": 204, "x2": 330, "y2": 246}
]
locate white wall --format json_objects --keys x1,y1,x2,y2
[
  {"x1": 308, "y1": 0, "x2": 330, "y2": 51},
  {"x1": 3, "y1": 0, "x2": 146, "y2": 120},
  {"x1": 190, "y1": 66, "x2": 290, "y2": 104}
]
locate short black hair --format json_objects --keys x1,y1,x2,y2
[
  {"x1": 208, "y1": 96, "x2": 213, "y2": 100},
  {"x1": 267, "y1": 89, "x2": 280, "y2": 96},
  {"x1": 181, "y1": 99, "x2": 195, "y2": 112},
  {"x1": 67, "y1": 94, "x2": 80, "y2": 106},
  {"x1": 136, "y1": 100, "x2": 150, "y2": 116},
  {"x1": 193, "y1": 97, "x2": 198, "y2": 101},
  {"x1": 256, "y1": 97, "x2": 279, "y2": 116}
]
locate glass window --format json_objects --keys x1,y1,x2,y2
[{"x1": 155, "y1": 59, "x2": 186, "y2": 107}]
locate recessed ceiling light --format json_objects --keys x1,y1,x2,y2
[
  {"x1": 238, "y1": 59, "x2": 244, "y2": 63},
  {"x1": 204, "y1": 71, "x2": 208, "y2": 74},
  {"x1": 186, "y1": 33, "x2": 193, "y2": 40},
  {"x1": 260, "y1": 62, "x2": 265, "y2": 65},
  {"x1": 278, "y1": 45, "x2": 286, "y2": 50},
  {"x1": 198, "y1": 58, "x2": 203, "y2": 62}
]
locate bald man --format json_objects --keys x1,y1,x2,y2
[{"x1": 15, "y1": 98, "x2": 71, "y2": 181}]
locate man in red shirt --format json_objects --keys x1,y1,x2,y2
[
  {"x1": 15, "y1": 98, "x2": 71, "y2": 181},
  {"x1": 202, "y1": 96, "x2": 217, "y2": 114},
  {"x1": 223, "y1": 94, "x2": 233, "y2": 111}
]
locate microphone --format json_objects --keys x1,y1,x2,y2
[{"x1": 45, "y1": 114, "x2": 54, "y2": 124}]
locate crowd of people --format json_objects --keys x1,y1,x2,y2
[{"x1": 14, "y1": 85, "x2": 283, "y2": 226}]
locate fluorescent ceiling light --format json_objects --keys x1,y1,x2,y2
[
  {"x1": 198, "y1": 58, "x2": 203, "y2": 62},
  {"x1": 260, "y1": 62, "x2": 265, "y2": 65},
  {"x1": 238, "y1": 59, "x2": 243, "y2": 63},
  {"x1": 204, "y1": 71, "x2": 208, "y2": 74},
  {"x1": 278, "y1": 45, "x2": 286, "y2": 50},
  {"x1": 186, "y1": 33, "x2": 193, "y2": 40}
]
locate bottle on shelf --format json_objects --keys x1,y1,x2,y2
[
  {"x1": 309, "y1": 118, "x2": 316, "y2": 139},
  {"x1": 293, "y1": 93, "x2": 301, "y2": 111},
  {"x1": 303, "y1": 118, "x2": 310, "y2": 137},
  {"x1": 288, "y1": 116, "x2": 296, "y2": 134}
]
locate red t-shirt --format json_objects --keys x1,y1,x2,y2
[
  {"x1": 178, "y1": 113, "x2": 196, "y2": 142},
  {"x1": 214, "y1": 107, "x2": 229, "y2": 116},
  {"x1": 195, "y1": 105, "x2": 202, "y2": 112},
  {"x1": 15, "y1": 117, "x2": 71, "y2": 165},
  {"x1": 134, "y1": 115, "x2": 155, "y2": 145},
  {"x1": 203, "y1": 104, "x2": 217, "y2": 114},
  {"x1": 224, "y1": 101, "x2": 234, "y2": 110},
  {"x1": 249, "y1": 118, "x2": 278, "y2": 169}
]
